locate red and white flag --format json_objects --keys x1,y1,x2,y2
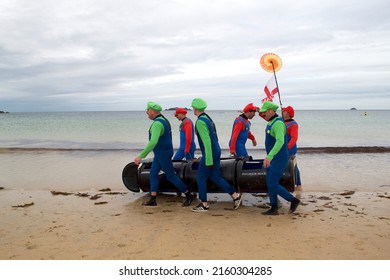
[{"x1": 261, "y1": 75, "x2": 278, "y2": 102}]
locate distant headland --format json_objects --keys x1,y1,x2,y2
[
  {"x1": 0, "y1": 110, "x2": 9, "y2": 114},
  {"x1": 164, "y1": 107, "x2": 192, "y2": 111}
]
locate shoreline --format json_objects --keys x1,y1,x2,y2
[
  {"x1": 1, "y1": 188, "x2": 389, "y2": 260},
  {"x1": 1, "y1": 146, "x2": 390, "y2": 154},
  {"x1": 1, "y1": 151, "x2": 389, "y2": 193}
]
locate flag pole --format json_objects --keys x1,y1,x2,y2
[{"x1": 271, "y1": 61, "x2": 283, "y2": 109}]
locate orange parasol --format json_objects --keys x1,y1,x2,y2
[
  {"x1": 260, "y1": 53, "x2": 283, "y2": 108},
  {"x1": 260, "y1": 53, "x2": 282, "y2": 73}
]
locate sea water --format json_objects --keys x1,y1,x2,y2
[
  {"x1": 1, "y1": 110, "x2": 390, "y2": 149},
  {"x1": 1, "y1": 110, "x2": 389, "y2": 192}
]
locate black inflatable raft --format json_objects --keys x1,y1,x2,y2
[{"x1": 122, "y1": 157, "x2": 296, "y2": 194}]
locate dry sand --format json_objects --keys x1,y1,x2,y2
[{"x1": 0, "y1": 187, "x2": 389, "y2": 260}]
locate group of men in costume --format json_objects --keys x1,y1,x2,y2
[{"x1": 133, "y1": 98, "x2": 301, "y2": 215}]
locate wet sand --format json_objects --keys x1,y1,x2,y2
[{"x1": 1, "y1": 187, "x2": 389, "y2": 260}]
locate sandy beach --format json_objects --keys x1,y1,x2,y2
[{"x1": 1, "y1": 186, "x2": 389, "y2": 260}]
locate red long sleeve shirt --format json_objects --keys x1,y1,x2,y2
[
  {"x1": 229, "y1": 116, "x2": 255, "y2": 153},
  {"x1": 284, "y1": 119, "x2": 298, "y2": 151},
  {"x1": 182, "y1": 118, "x2": 194, "y2": 153}
]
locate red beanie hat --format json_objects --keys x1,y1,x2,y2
[
  {"x1": 243, "y1": 103, "x2": 258, "y2": 113},
  {"x1": 174, "y1": 108, "x2": 187, "y2": 116},
  {"x1": 282, "y1": 106, "x2": 295, "y2": 118}
]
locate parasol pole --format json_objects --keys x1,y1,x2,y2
[{"x1": 270, "y1": 61, "x2": 283, "y2": 109}]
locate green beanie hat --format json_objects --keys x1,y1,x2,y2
[
  {"x1": 191, "y1": 98, "x2": 207, "y2": 110},
  {"x1": 259, "y1": 101, "x2": 279, "y2": 113},
  {"x1": 146, "y1": 101, "x2": 162, "y2": 112}
]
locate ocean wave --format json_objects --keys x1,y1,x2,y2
[
  {"x1": 0, "y1": 147, "x2": 136, "y2": 153},
  {"x1": 1, "y1": 146, "x2": 390, "y2": 154},
  {"x1": 298, "y1": 146, "x2": 390, "y2": 154}
]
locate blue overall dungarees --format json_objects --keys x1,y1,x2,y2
[
  {"x1": 173, "y1": 117, "x2": 196, "y2": 160},
  {"x1": 265, "y1": 117, "x2": 294, "y2": 206},
  {"x1": 196, "y1": 113, "x2": 236, "y2": 202},
  {"x1": 149, "y1": 116, "x2": 188, "y2": 193},
  {"x1": 229, "y1": 116, "x2": 251, "y2": 157}
]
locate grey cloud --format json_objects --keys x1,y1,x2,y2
[{"x1": 1, "y1": 0, "x2": 390, "y2": 111}]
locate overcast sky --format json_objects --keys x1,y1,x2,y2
[{"x1": 1, "y1": 0, "x2": 389, "y2": 112}]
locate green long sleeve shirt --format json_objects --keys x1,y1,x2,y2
[
  {"x1": 195, "y1": 117, "x2": 214, "y2": 166},
  {"x1": 266, "y1": 117, "x2": 286, "y2": 161},
  {"x1": 139, "y1": 119, "x2": 164, "y2": 158}
]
